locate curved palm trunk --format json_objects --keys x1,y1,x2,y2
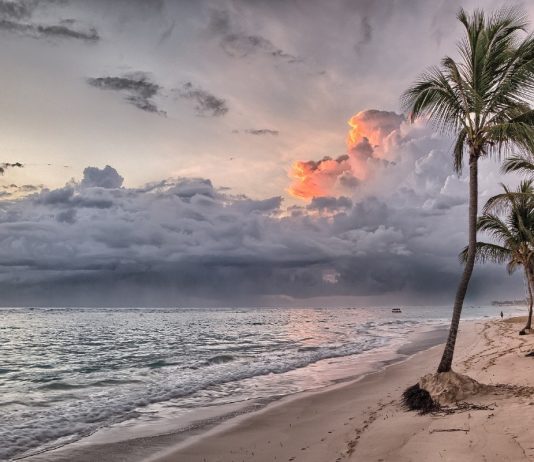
[
  {"x1": 525, "y1": 265, "x2": 534, "y2": 331},
  {"x1": 437, "y1": 152, "x2": 478, "y2": 373}
]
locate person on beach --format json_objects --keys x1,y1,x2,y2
[{"x1": 501, "y1": 311, "x2": 504, "y2": 320}]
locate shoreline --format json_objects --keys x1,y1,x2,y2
[
  {"x1": 150, "y1": 325, "x2": 463, "y2": 462},
  {"x1": 22, "y1": 322, "x2": 452, "y2": 462},
  {"x1": 154, "y1": 316, "x2": 534, "y2": 462}
]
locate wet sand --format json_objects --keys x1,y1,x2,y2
[{"x1": 151, "y1": 317, "x2": 534, "y2": 462}]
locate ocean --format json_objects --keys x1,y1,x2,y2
[{"x1": 0, "y1": 305, "x2": 517, "y2": 460}]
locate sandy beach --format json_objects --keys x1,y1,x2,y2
[{"x1": 147, "y1": 316, "x2": 534, "y2": 462}]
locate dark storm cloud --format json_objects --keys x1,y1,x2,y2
[
  {"x1": 87, "y1": 74, "x2": 165, "y2": 115},
  {"x1": 0, "y1": 125, "x2": 515, "y2": 308},
  {"x1": 177, "y1": 82, "x2": 228, "y2": 117}
]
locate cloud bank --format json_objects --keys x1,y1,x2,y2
[{"x1": 0, "y1": 112, "x2": 523, "y2": 306}]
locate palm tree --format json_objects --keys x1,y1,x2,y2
[
  {"x1": 461, "y1": 180, "x2": 534, "y2": 333},
  {"x1": 402, "y1": 7, "x2": 534, "y2": 373}
]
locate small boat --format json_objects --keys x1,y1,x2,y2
[{"x1": 392, "y1": 308, "x2": 402, "y2": 313}]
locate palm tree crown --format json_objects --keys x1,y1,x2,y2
[
  {"x1": 402, "y1": 7, "x2": 534, "y2": 169},
  {"x1": 463, "y1": 180, "x2": 534, "y2": 332},
  {"x1": 463, "y1": 181, "x2": 534, "y2": 272},
  {"x1": 402, "y1": 7, "x2": 534, "y2": 373}
]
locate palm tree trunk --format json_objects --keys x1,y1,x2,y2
[
  {"x1": 437, "y1": 150, "x2": 478, "y2": 373},
  {"x1": 525, "y1": 265, "x2": 533, "y2": 331}
]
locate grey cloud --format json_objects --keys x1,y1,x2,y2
[
  {"x1": 170, "y1": 178, "x2": 216, "y2": 199},
  {"x1": 338, "y1": 172, "x2": 360, "y2": 189},
  {"x1": 56, "y1": 208, "x2": 77, "y2": 224},
  {"x1": 243, "y1": 129, "x2": 279, "y2": 136},
  {"x1": 81, "y1": 165, "x2": 124, "y2": 189},
  {"x1": 87, "y1": 74, "x2": 165, "y2": 115},
  {"x1": 0, "y1": 160, "x2": 520, "y2": 306},
  {"x1": 423, "y1": 195, "x2": 466, "y2": 211},
  {"x1": 0, "y1": 107, "x2": 524, "y2": 306},
  {"x1": 220, "y1": 33, "x2": 300, "y2": 62},
  {"x1": 0, "y1": 162, "x2": 23, "y2": 175},
  {"x1": 206, "y1": 8, "x2": 231, "y2": 36},
  {"x1": 0, "y1": 1, "x2": 30, "y2": 19},
  {"x1": 308, "y1": 196, "x2": 353, "y2": 212},
  {"x1": 232, "y1": 196, "x2": 282, "y2": 214},
  {"x1": 177, "y1": 82, "x2": 228, "y2": 117},
  {"x1": 36, "y1": 186, "x2": 114, "y2": 209},
  {"x1": 0, "y1": 182, "x2": 42, "y2": 199},
  {"x1": 0, "y1": 0, "x2": 100, "y2": 42},
  {"x1": 207, "y1": 8, "x2": 301, "y2": 63},
  {"x1": 36, "y1": 23, "x2": 98, "y2": 41},
  {"x1": 354, "y1": 16, "x2": 372, "y2": 52}
]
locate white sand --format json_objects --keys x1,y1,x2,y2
[{"x1": 150, "y1": 317, "x2": 534, "y2": 462}]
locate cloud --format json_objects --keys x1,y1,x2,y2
[
  {"x1": 220, "y1": 33, "x2": 300, "y2": 63},
  {"x1": 207, "y1": 8, "x2": 300, "y2": 64},
  {"x1": 0, "y1": 0, "x2": 100, "y2": 42},
  {"x1": 355, "y1": 16, "x2": 373, "y2": 52},
  {"x1": 169, "y1": 178, "x2": 216, "y2": 199},
  {"x1": 81, "y1": 165, "x2": 124, "y2": 189},
  {"x1": 243, "y1": 129, "x2": 279, "y2": 136},
  {"x1": 0, "y1": 1, "x2": 30, "y2": 20},
  {"x1": 289, "y1": 110, "x2": 405, "y2": 199},
  {"x1": 0, "y1": 162, "x2": 23, "y2": 175},
  {"x1": 0, "y1": 145, "x2": 520, "y2": 307},
  {"x1": 177, "y1": 82, "x2": 228, "y2": 117},
  {"x1": 87, "y1": 73, "x2": 165, "y2": 115},
  {"x1": 307, "y1": 196, "x2": 353, "y2": 212},
  {"x1": 288, "y1": 155, "x2": 353, "y2": 199},
  {"x1": 36, "y1": 23, "x2": 99, "y2": 41}
]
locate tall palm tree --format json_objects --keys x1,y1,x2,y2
[
  {"x1": 461, "y1": 180, "x2": 534, "y2": 333},
  {"x1": 402, "y1": 7, "x2": 534, "y2": 373}
]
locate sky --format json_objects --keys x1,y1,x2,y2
[{"x1": 0, "y1": 0, "x2": 533, "y2": 307}]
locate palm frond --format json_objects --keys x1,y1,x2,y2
[
  {"x1": 459, "y1": 241, "x2": 512, "y2": 264},
  {"x1": 453, "y1": 128, "x2": 467, "y2": 174},
  {"x1": 502, "y1": 154, "x2": 534, "y2": 175}
]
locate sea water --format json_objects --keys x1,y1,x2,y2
[{"x1": 0, "y1": 305, "x2": 517, "y2": 460}]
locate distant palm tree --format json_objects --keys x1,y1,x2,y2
[
  {"x1": 461, "y1": 180, "x2": 534, "y2": 333},
  {"x1": 402, "y1": 7, "x2": 534, "y2": 373}
]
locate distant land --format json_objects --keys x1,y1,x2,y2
[{"x1": 491, "y1": 300, "x2": 527, "y2": 306}]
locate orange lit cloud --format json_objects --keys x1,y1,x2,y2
[
  {"x1": 289, "y1": 110, "x2": 404, "y2": 200},
  {"x1": 288, "y1": 155, "x2": 352, "y2": 199}
]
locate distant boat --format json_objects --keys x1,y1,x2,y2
[{"x1": 392, "y1": 308, "x2": 402, "y2": 313}]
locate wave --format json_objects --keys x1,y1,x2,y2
[
  {"x1": 1, "y1": 334, "x2": 392, "y2": 460},
  {"x1": 38, "y1": 378, "x2": 144, "y2": 391},
  {"x1": 206, "y1": 354, "x2": 235, "y2": 365}
]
